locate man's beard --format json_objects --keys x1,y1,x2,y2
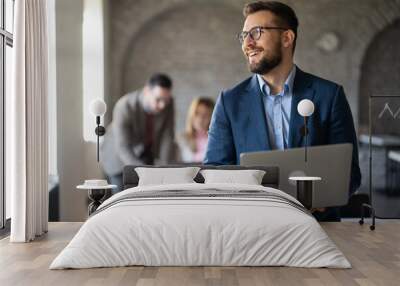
[{"x1": 248, "y1": 45, "x2": 282, "y2": 75}]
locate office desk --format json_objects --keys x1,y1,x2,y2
[
  {"x1": 388, "y1": 150, "x2": 400, "y2": 193},
  {"x1": 359, "y1": 134, "x2": 400, "y2": 192}
]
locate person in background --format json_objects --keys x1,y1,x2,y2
[
  {"x1": 177, "y1": 97, "x2": 215, "y2": 163},
  {"x1": 100, "y1": 73, "x2": 176, "y2": 193}
]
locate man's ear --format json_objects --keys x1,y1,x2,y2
[{"x1": 282, "y1": 30, "x2": 295, "y2": 49}]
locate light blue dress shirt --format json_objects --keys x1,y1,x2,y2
[{"x1": 257, "y1": 66, "x2": 296, "y2": 150}]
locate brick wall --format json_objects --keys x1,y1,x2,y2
[{"x1": 108, "y1": 0, "x2": 400, "y2": 134}]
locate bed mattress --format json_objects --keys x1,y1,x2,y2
[{"x1": 50, "y1": 183, "x2": 350, "y2": 269}]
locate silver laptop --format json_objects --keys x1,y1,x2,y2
[{"x1": 240, "y1": 143, "x2": 353, "y2": 208}]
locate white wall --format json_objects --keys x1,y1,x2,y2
[
  {"x1": 56, "y1": 0, "x2": 86, "y2": 221},
  {"x1": 55, "y1": 0, "x2": 108, "y2": 221}
]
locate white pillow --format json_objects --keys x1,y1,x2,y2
[
  {"x1": 200, "y1": 169, "x2": 266, "y2": 185},
  {"x1": 135, "y1": 167, "x2": 201, "y2": 186}
]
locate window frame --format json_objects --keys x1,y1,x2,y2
[{"x1": 0, "y1": 0, "x2": 14, "y2": 231}]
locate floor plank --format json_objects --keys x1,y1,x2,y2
[{"x1": 0, "y1": 221, "x2": 399, "y2": 286}]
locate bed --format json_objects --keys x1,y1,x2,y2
[{"x1": 50, "y1": 165, "x2": 350, "y2": 269}]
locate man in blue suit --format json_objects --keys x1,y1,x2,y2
[{"x1": 204, "y1": 1, "x2": 361, "y2": 221}]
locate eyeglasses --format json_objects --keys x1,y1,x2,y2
[{"x1": 237, "y1": 26, "x2": 288, "y2": 44}]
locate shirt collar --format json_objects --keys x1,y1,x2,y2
[{"x1": 257, "y1": 65, "x2": 297, "y2": 97}]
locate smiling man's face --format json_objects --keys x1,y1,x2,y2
[{"x1": 241, "y1": 11, "x2": 284, "y2": 75}]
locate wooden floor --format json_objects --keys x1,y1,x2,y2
[{"x1": 0, "y1": 221, "x2": 399, "y2": 286}]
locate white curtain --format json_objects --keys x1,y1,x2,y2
[{"x1": 10, "y1": 0, "x2": 49, "y2": 242}]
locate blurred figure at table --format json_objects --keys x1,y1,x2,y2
[
  {"x1": 177, "y1": 97, "x2": 215, "y2": 163},
  {"x1": 100, "y1": 73, "x2": 176, "y2": 192}
]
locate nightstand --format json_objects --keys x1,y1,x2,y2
[
  {"x1": 289, "y1": 176, "x2": 321, "y2": 210},
  {"x1": 77, "y1": 182, "x2": 117, "y2": 215}
]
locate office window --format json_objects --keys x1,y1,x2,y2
[
  {"x1": 82, "y1": 0, "x2": 106, "y2": 143},
  {"x1": 0, "y1": 0, "x2": 14, "y2": 230},
  {"x1": 5, "y1": 0, "x2": 13, "y2": 33}
]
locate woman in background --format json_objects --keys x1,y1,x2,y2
[{"x1": 177, "y1": 97, "x2": 215, "y2": 163}]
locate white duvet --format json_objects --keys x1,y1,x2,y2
[{"x1": 50, "y1": 183, "x2": 350, "y2": 269}]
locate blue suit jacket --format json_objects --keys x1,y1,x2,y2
[{"x1": 204, "y1": 68, "x2": 361, "y2": 194}]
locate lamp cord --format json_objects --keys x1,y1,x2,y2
[
  {"x1": 96, "y1": 116, "x2": 100, "y2": 162},
  {"x1": 97, "y1": 124, "x2": 99, "y2": 162},
  {"x1": 304, "y1": 116, "x2": 308, "y2": 162}
]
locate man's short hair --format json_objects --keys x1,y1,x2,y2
[
  {"x1": 243, "y1": 1, "x2": 299, "y2": 51},
  {"x1": 147, "y1": 73, "x2": 173, "y2": 89}
]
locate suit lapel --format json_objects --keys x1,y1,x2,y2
[
  {"x1": 289, "y1": 68, "x2": 315, "y2": 148},
  {"x1": 245, "y1": 75, "x2": 271, "y2": 150}
]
